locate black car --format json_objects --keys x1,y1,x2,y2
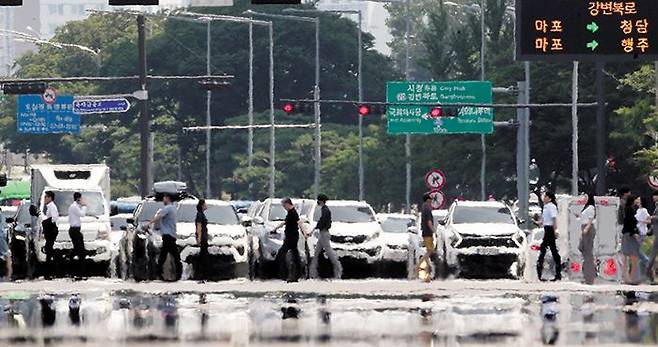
[{"x1": 6, "y1": 200, "x2": 36, "y2": 279}]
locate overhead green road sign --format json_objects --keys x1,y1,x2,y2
[{"x1": 386, "y1": 81, "x2": 493, "y2": 135}]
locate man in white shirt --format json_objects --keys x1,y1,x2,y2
[
  {"x1": 42, "y1": 191, "x2": 59, "y2": 279},
  {"x1": 68, "y1": 192, "x2": 87, "y2": 279}
]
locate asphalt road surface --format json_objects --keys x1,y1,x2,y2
[{"x1": 0, "y1": 278, "x2": 656, "y2": 346}]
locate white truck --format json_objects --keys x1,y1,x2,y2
[
  {"x1": 29, "y1": 164, "x2": 116, "y2": 277},
  {"x1": 528, "y1": 195, "x2": 621, "y2": 282}
]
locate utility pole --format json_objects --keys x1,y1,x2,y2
[
  {"x1": 138, "y1": 15, "x2": 153, "y2": 198},
  {"x1": 313, "y1": 18, "x2": 321, "y2": 197},
  {"x1": 357, "y1": 10, "x2": 364, "y2": 201},
  {"x1": 595, "y1": 62, "x2": 606, "y2": 195},
  {"x1": 571, "y1": 61, "x2": 579, "y2": 196},
  {"x1": 404, "y1": 0, "x2": 411, "y2": 213},
  {"x1": 205, "y1": 21, "x2": 212, "y2": 198},
  {"x1": 248, "y1": 21, "x2": 254, "y2": 168},
  {"x1": 516, "y1": 81, "x2": 529, "y2": 229},
  {"x1": 479, "y1": 0, "x2": 486, "y2": 201},
  {"x1": 268, "y1": 23, "x2": 275, "y2": 198}
]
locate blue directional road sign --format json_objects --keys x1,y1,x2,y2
[
  {"x1": 73, "y1": 98, "x2": 130, "y2": 114},
  {"x1": 17, "y1": 95, "x2": 79, "y2": 134}
]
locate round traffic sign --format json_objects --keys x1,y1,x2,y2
[
  {"x1": 648, "y1": 175, "x2": 658, "y2": 189},
  {"x1": 41, "y1": 87, "x2": 57, "y2": 105},
  {"x1": 424, "y1": 168, "x2": 446, "y2": 190},
  {"x1": 428, "y1": 190, "x2": 446, "y2": 210}
]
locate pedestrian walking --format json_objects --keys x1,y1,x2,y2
[
  {"x1": 272, "y1": 198, "x2": 305, "y2": 282},
  {"x1": 417, "y1": 193, "x2": 435, "y2": 282},
  {"x1": 42, "y1": 191, "x2": 59, "y2": 280},
  {"x1": 578, "y1": 193, "x2": 596, "y2": 285},
  {"x1": 537, "y1": 191, "x2": 562, "y2": 281},
  {"x1": 618, "y1": 187, "x2": 631, "y2": 225},
  {"x1": 146, "y1": 193, "x2": 181, "y2": 281},
  {"x1": 634, "y1": 196, "x2": 651, "y2": 276},
  {"x1": 0, "y1": 212, "x2": 11, "y2": 280},
  {"x1": 68, "y1": 192, "x2": 87, "y2": 280},
  {"x1": 646, "y1": 191, "x2": 658, "y2": 282},
  {"x1": 195, "y1": 199, "x2": 209, "y2": 281},
  {"x1": 309, "y1": 194, "x2": 342, "y2": 279},
  {"x1": 621, "y1": 195, "x2": 641, "y2": 284}
]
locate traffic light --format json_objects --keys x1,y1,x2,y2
[
  {"x1": 429, "y1": 107, "x2": 443, "y2": 118},
  {"x1": 357, "y1": 104, "x2": 385, "y2": 116},
  {"x1": 0, "y1": 0, "x2": 22, "y2": 6},
  {"x1": 281, "y1": 102, "x2": 313, "y2": 114},
  {"x1": 109, "y1": 0, "x2": 158, "y2": 5},
  {"x1": 358, "y1": 104, "x2": 370, "y2": 116},
  {"x1": 282, "y1": 103, "x2": 295, "y2": 113},
  {"x1": 2, "y1": 82, "x2": 47, "y2": 95},
  {"x1": 428, "y1": 106, "x2": 460, "y2": 118}
]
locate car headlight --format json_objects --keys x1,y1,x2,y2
[
  {"x1": 97, "y1": 227, "x2": 110, "y2": 240},
  {"x1": 447, "y1": 230, "x2": 462, "y2": 248},
  {"x1": 513, "y1": 232, "x2": 525, "y2": 247}
]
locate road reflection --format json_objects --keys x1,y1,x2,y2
[{"x1": 0, "y1": 289, "x2": 655, "y2": 346}]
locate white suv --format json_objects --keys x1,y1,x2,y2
[
  {"x1": 176, "y1": 199, "x2": 249, "y2": 280},
  {"x1": 441, "y1": 201, "x2": 527, "y2": 279},
  {"x1": 301, "y1": 200, "x2": 384, "y2": 277}
]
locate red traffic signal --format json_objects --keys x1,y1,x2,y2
[
  {"x1": 283, "y1": 103, "x2": 295, "y2": 113},
  {"x1": 358, "y1": 104, "x2": 370, "y2": 116},
  {"x1": 430, "y1": 107, "x2": 443, "y2": 118}
]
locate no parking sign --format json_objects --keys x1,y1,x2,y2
[
  {"x1": 428, "y1": 190, "x2": 446, "y2": 210},
  {"x1": 424, "y1": 168, "x2": 446, "y2": 190},
  {"x1": 649, "y1": 175, "x2": 658, "y2": 189}
]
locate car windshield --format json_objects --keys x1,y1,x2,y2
[
  {"x1": 178, "y1": 204, "x2": 239, "y2": 225},
  {"x1": 381, "y1": 217, "x2": 415, "y2": 233},
  {"x1": 52, "y1": 191, "x2": 105, "y2": 216},
  {"x1": 137, "y1": 201, "x2": 164, "y2": 223},
  {"x1": 17, "y1": 204, "x2": 30, "y2": 224},
  {"x1": 314, "y1": 205, "x2": 375, "y2": 223},
  {"x1": 269, "y1": 204, "x2": 288, "y2": 221},
  {"x1": 452, "y1": 206, "x2": 515, "y2": 224}
]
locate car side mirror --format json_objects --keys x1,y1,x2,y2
[
  {"x1": 29, "y1": 205, "x2": 39, "y2": 217},
  {"x1": 24, "y1": 223, "x2": 31, "y2": 228},
  {"x1": 5, "y1": 217, "x2": 13, "y2": 224},
  {"x1": 120, "y1": 226, "x2": 127, "y2": 231},
  {"x1": 253, "y1": 216, "x2": 264, "y2": 225},
  {"x1": 241, "y1": 215, "x2": 252, "y2": 227},
  {"x1": 407, "y1": 226, "x2": 418, "y2": 234},
  {"x1": 126, "y1": 218, "x2": 135, "y2": 225}
]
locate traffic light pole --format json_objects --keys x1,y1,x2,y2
[
  {"x1": 314, "y1": 18, "x2": 321, "y2": 197},
  {"x1": 516, "y1": 81, "x2": 529, "y2": 230},
  {"x1": 206, "y1": 21, "x2": 212, "y2": 198},
  {"x1": 595, "y1": 62, "x2": 606, "y2": 195},
  {"x1": 357, "y1": 11, "x2": 364, "y2": 201},
  {"x1": 269, "y1": 23, "x2": 275, "y2": 199},
  {"x1": 138, "y1": 14, "x2": 153, "y2": 198},
  {"x1": 404, "y1": 0, "x2": 411, "y2": 213},
  {"x1": 248, "y1": 21, "x2": 254, "y2": 168}
]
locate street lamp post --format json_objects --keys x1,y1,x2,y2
[
  {"x1": 285, "y1": 8, "x2": 363, "y2": 200},
  {"x1": 206, "y1": 21, "x2": 212, "y2": 198},
  {"x1": 171, "y1": 11, "x2": 273, "y2": 196},
  {"x1": 246, "y1": 10, "x2": 321, "y2": 197}
]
